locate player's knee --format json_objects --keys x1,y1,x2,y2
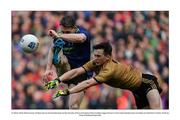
[
  {"x1": 147, "y1": 89, "x2": 162, "y2": 109},
  {"x1": 69, "y1": 99, "x2": 81, "y2": 109},
  {"x1": 149, "y1": 100, "x2": 162, "y2": 109},
  {"x1": 69, "y1": 103, "x2": 79, "y2": 109}
]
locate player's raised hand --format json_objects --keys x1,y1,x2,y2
[
  {"x1": 48, "y1": 30, "x2": 58, "y2": 38},
  {"x1": 53, "y1": 89, "x2": 70, "y2": 99}
]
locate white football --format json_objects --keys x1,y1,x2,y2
[{"x1": 19, "y1": 34, "x2": 39, "y2": 53}]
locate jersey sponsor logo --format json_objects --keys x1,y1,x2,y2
[{"x1": 63, "y1": 47, "x2": 75, "y2": 54}]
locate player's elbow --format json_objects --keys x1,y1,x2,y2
[
  {"x1": 77, "y1": 38, "x2": 85, "y2": 43},
  {"x1": 76, "y1": 34, "x2": 86, "y2": 43},
  {"x1": 78, "y1": 39, "x2": 85, "y2": 43}
]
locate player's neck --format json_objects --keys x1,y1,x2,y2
[{"x1": 103, "y1": 57, "x2": 111, "y2": 65}]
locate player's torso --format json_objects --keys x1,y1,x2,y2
[
  {"x1": 62, "y1": 27, "x2": 91, "y2": 68},
  {"x1": 101, "y1": 60, "x2": 142, "y2": 90}
]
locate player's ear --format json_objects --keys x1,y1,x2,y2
[
  {"x1": 105, "y1": 54, "x2": 110, "y2": 58},
  {"x1": 107, "y1": 55, "x2": 112, "y2": 60},
  {"x1": 108, "y1": 56, "x2": 111, "y2": 59}
]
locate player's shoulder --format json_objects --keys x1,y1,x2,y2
[
  {"x1": 77, "y1": 26, "x2": 87, "y2": 31},
  {"x1": 83, "y1": 60, "x2": 95, "y2": 67},
  {"x1": 106, "y1": 59, "x2": 119, "y2": 67},
  {"x1": 107, "y1": 59, "x2": 119, "y2": 70},
  {"x1": 77, "y1": 26, "x2": 89, "y2": 33},
  {"x1": 77, "y1": 26, "x2": 91, "y2": 41},
  {"x1": 102, "y1": 60, "x2": 116, "y2": 73}
]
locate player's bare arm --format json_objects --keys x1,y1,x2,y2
[
  {"x1": 59, "y1": 33, "x2": 86, "y2": 43},
  {"x1": 59, "y1": 67, "x2": 86, "y2": 82},
  {"x1": 69, "y1": 78, "x2": 98, "y2": 94},
  {"x1": 49, "y1": 30, "x2": 86, "y2": 43},
  {"x1": 53, "y1": 78, "x2": 98, "y2": 98},
  {"x1": 43, "y1": 48, "x2": 54, "y2": 82},
  {"x1": 44, "y1": 67, "x2": 86, "y2": 90},
  {"x1": 46, "y1": 47, "x2": 53, "y2": 71}
]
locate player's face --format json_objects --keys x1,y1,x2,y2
[
  {"x1": 60, "y1": 26, "x2": 75, "y2": 34},
  {"x1": 93, "y1": 49, "x2": 110, "y2": 66}
]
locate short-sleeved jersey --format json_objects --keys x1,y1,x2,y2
[
  {"x1": 83, "y1": 58, "x2": 142, "y2": 91},
  {"x1": 62, "y1": 27, "x2": 91, "y2": 69}
]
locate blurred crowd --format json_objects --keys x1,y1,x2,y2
[{"x1": 12, "y1": 11, "x2": 169, "y2": 109}]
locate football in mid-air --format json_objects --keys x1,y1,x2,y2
[{"x1": 19, "y1": 34, "x2": 39, "y2": 53}]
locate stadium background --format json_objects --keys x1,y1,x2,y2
[{"x1": 12, "y1": 11, "x2": 169, "y2": 109}]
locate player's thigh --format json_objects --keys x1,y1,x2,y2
[
  {"x1": 60, "y1": 52, "x2": 69, "y2": 65},
  {"x1": 146, "y1": 89, "x2": 162, "y2": 109},
  {"x1": 68, "y1": 84, "x2": 84, "y2": 107},
  {"x1": 56, "y1": 54, "x2": 70, "y2": 76}
]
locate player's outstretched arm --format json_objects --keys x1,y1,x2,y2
[
  {"x1": 57, "y1": 33, "x2": 86, "y2": 43},
  {"x1": 44, "y1": 67, "x2": 86, "y2": 91},
  {"x1": 69, "y1": 78, "x2": 98, "y2": 94},
  {"x1": 53, "y1": 78, "x2": 98, "y2": 98},
  {"x1": 49, "y1": 30, "x2": 86, "y2": 43},
  {"x1": 59, "y1": 67, "x2": 86, "y2": 82}
]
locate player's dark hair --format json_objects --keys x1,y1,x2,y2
[
  {"x1": 93, "y1": 42, "x2": 112, "y2": 56},
  {"x1": 60, "y1": 16, "x2": 75, "y2": 28}
]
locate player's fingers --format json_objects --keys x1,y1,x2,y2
[
  {"x1": 42, "y1": 75, "x2": 48, "y2": 83},
  {"x1": 41, "y1": 76, "x2": 45, "y2": 83},
  {"x1": 49, "y1": 71, "x2": 53, "y2": 75},
  {"x1": 48, "y1": 30, "x2": 54, "y2": 37},
  {"x1": 47, "y1": 72, "x2": 51, "y2": 76},
  {"x1": 43, "y1": 84, "x2": 49, "y2": 91}
]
